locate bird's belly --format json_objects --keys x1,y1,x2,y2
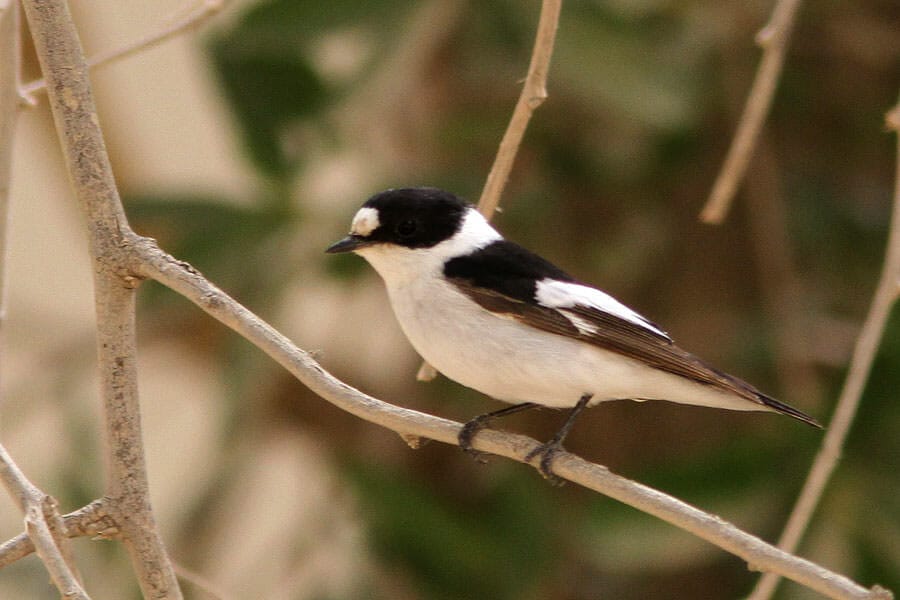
[
  {"x1": 386, "y1": 278, "x2": 763, "y2": 412},
  {"x1": 387, "y1": 279, "x2": 657, "y2": 408}
]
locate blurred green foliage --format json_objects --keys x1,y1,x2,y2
[
  {"x1": 122, "y1": 1, "x2": 899, "y2": 598},
  {"x1": 127, "y1": 195, "x2": 295, "y2": 303},
  {"x1": 207, "y1": 0, "x2": 411, "y2": 177},
  {"x1": 345, "y1": 463, "x2": 556, "y2": 600}
]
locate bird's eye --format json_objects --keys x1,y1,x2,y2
[{"x1": 395, "y1": 219, "x2": 418, "y2": 238}]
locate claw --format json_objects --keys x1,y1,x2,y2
[
  {"x1": 523, "y1": 393, "x2": 592, "y2": 485},
  {"x1": 525, "y1": 442, "x2": 566, "y2": 486},
  {"x1": 457, "y1": 402, "x2": 541, "y2": 464},
  {"x1": 458, "y1": 418, "x2": 482, "y2": 450}
]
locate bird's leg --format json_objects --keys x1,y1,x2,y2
[
  {"x1": 459, "y1": 402, "x2": 541, "y2": 461},
  {"x1": 525, "y1": 394, "x2": 593, "y2": 485}
]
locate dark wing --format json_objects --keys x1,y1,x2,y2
[{"x1": 444, "y1": 242, "x2": 821, "y2": 427}]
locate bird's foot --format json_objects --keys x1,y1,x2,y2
[
  {"x1": 523, "y1": 394, "x2": 591, "y2": 485},
  {"x1": 458, "y1": 417, "x2": 490, "y2": 463},
  {"x1": 524, "y1": 441, "x2": 566, "y2": 486},
  {"x1": 458, "y1": 402, "x2": 540, "y2": 464}
]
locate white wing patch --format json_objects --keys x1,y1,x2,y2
[
  {"x1": 560, "y1": 310, "x2": 599, "y2": 335},
  {"x1": 535, "y1": 279, "x2": 669, "y2": 339}
]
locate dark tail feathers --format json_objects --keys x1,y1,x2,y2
[{"x1": 758, "y1": 393, "x2": 823, "y2": 429}]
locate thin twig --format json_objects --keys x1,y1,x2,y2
[
  {"x1": 417, "y1": 0, "x2": 562, "y2": 381},
  {"x1": 699, "y1": 0, "x2": 803, "y2": 224},
  {"x1": 20, "y1": 0, "x2": 182, "y2": 597},
  {"x1": 20, "y1": 0, "x2": 226, "y2": 98},
  {"x1": 746, "y1": 98, "x2": 900, "y2": 600},
  {"x1": 0, "y1": 500, "x2": 119, "y2": 568},
  {"x1": 0, "y1": 445, "x2": 91, "y2": 600},
  {"x1": 131, "y1": 238, "x2": 891, "y2": 600}
]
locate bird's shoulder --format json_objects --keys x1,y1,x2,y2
[{"x1": 443, "y1": 240, "x2": 574, "y2": 303}]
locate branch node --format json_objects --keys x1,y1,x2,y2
[{"x1": 527, "y1": 92, "x2": 547, "y2": 109}]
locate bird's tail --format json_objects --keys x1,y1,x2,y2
[{"x1": 757, "y1": 393, "x2": 823, "y2": 428}]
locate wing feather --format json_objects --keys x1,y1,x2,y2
[{"x1": 450, "y1": 280, "x2": 807, "y2": 418}]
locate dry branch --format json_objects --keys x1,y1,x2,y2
[
  {"x1": 699, "y1": 0, "x2": 803, "y2": 224},
  {"x1": 0, "y1": 500, "x2": 118, "y2": 568},
  {"x1": 746, "y1": 97, "x2": 900, "y2": 600},
  {"x1": 0, "y1": 445, "x2": 90, "y2": 600},
  {"x1": 20, "y1": 0, "x2": 182, "y2": 597}
]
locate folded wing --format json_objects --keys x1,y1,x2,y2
[{"x1": 444, "y1": 241, "x2": 821, "y2": 428}]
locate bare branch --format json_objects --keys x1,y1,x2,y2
[
  {"x1": 0, "y1": 444, "x2": 91, "y2": 599},
  {"x1": 418, "y1": 0, "x2": 562, "y2": 381},
  {"x1": 699, "y1": 0, "x2": 803, "y2": 224},
  {"x1": 747, "y1": 97, "x2": 900, "y2": 600},
  {"x1": 132, "y1": 239, "x2": 890, "y2": 600},
  {"x1": 0, "y1": 500, "x2": 119, "y2": 568},
  {"x1": 20, "y1": 0, "x2": 182, "y2": 597},
  {"x1": 20, "y1": 0, "x2": 226, "y2": 98}
]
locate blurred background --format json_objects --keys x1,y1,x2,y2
[{"x1": 1, "y1": 1, "x2": 899, "y2": 598}]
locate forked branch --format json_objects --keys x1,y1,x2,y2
[
  {"x1": 0, "y1": 500, "x2": 118, "y2": 568},
  {"x1": 0, "y1": 444, "x2": 90, "y2": 600},
  {"x1": 20, "y1": 0, "x2": 182, "y2": 597}
]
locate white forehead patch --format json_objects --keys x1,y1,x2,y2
[{"x1": 350, "y1": 207, "x2": 380, "y2": 237}]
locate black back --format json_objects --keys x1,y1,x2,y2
[
  {"x1": 444, "y1": 240, "x2": 576, "y2": 303},
  {"x1": 362, "y1": 188, "x2": 470, "y2": 249}
]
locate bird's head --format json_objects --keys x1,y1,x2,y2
[{"x1": 327, "y1": 188, "x2": 501, "y2": 281}]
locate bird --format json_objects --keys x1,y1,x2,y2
[{"x1": 326, "y1": 187, "x2": 821, "y2": 481}]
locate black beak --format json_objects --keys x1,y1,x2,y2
[{"x1": 325, "y1": 235, "x2": 369, "y2": 254}]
